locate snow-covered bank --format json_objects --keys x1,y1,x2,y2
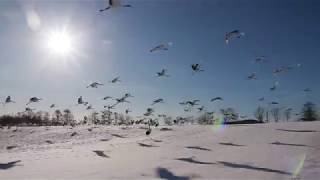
[{"x1": 1, "y1": 122, "x2": 320, "y2": 179}]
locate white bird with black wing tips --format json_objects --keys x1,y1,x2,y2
[
  {"x1": 110, "y1": 77, "x2": 120, "y2": 83},
  {"x1": 247, "y1": 72, "x2": 257, "y2": 80},
  {"x1": 150, "y1": 42, "x2": 172, "y2": 53},
  {"x1": 114, "y1": 97, "x2": 130, "y2": 104},
  {"x1": 103, "y1": 96, "x2": 112, "y2": 100},
  {"x1": 151, "y1": 98, "x2": 164, "y2": 105},
  {"x1": 273, "y1": 67, "x2": 285, "y2": 76},
  {"x1": 27, "y1": 97, "x2": 42, "y2": 105},
  {"x1": 125, "y1": 109, "x2": 131, "y2": 114},
  {"x1": 158, "y1": 114, "x2": 166, "y2": 118},
  {"x1": 104, "y1": 104, "x2": 115, "y2": 110},
  {"x1": 270, "y1": 82, "x2": 279, "y2": 91},
  {"x1": 99, "y1": 0, "x2": 131, "y2": 12},
  {"x1": 197, "y1": 106, "x2": 205, "y2": 112},
  {"x1": 211, "y1": 97, "x2": 223, "y2": 102},
  {"x1": 191, "y1": 64, "x2": 204, "y2": 73},
  {"x1": 87, "y1": 82, "x2": 104, "y2": 88},
  {"x1": 124, "y1": 93, "x2": 134, "y2": 98},
  {"x1": 254, "y1": 56, "x2": 267, "y2": 63},
  {"x1": 157, "y1": 69, "x2": 169, "y2": 77},
  {"x1": 86, "y1": 105, "x2": 93, "y2": 110},
  {"x1": 25, "y1": 107, "x2": 35, "y2": 112},
  {"x1": 186, "y1": 100, "x2": 200, "y2": 106},
  {"x1": 77, "y1": 96, "x2": 84, "y2": 105},
  {"x1": 144, "y1": 108, "x2": 154, "y2": 116},
  {"x1": 304, "y1": 88, "x2": 311, "y2": 93},
  {"x1": 4, "y1": 96, "x2": 15, "y2": 104},
  {"x1": 184, "y1": 107, "x2": 191, "y2": 112},
  {"x1": 225, "y1": 30, "x2": 245, "y2": 44},
  {"x1": 179, "y1": 101, "x2": 187, "y2": 105}
]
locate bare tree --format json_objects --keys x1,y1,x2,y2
[
  {"x1": 254, "y1": 106, "x2": 265, "y2": 123},
  {"x1": 113, "y1": 112, "x2": 119, "y2": 125},
  {"x1": 118, "y1": 113, "x2": 126, "y2": 125},
  {"x1": 284, "y1": 109, "x2": 292, "y2": 122},
  {"x1": 265, "y1": 110, "x2": 269, "y2": 123},
  {"x1": 54, "y1": 109, "x2": 62, "y2": 125},
  {"x1": 301, "y1": 102, "x2": 318, "y2": 121},
  {"x1": 197, "y1": 112, "x2": 209, "y2": 125},
  {"x1": 43, "y1": 112, "x2": 50, "y2": 125},
  {"x1": 101, "y1": 110, "x2": 112, "y2": 125},
  {"x1": 271, "y1": 108, "x2": 281, "y2": 122},
  {"x1": 89, "y1": 111, "x2": 99, "y2": 124},
  {"x1": 63, "y1": 109, "x2": 74, "y2": 125},
  {"x1": 221, "y1": 108, "x2": 239, "y2": 122}
]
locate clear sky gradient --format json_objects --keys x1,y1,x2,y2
[{"x1": 0, "y1": 0, "x2": 319, "y2": 120}]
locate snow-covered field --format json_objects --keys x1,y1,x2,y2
[{"x1": 1, "y1": 121, "x2": 320, "y2": 179}]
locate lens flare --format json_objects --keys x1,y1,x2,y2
[
  {"x1": 292, "y1": 154, "x2": 306, "y2": 178},
  {"x1": 211, "y1": 117, "x2": 226, "y2": 133}
]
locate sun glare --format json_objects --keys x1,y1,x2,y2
[{"x1": 47, "y1": 30, "x2": 73, "y2": 55}]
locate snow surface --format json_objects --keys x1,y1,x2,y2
[{"x1": 1, "y1": 121, "x2": 320, "y2": 179}]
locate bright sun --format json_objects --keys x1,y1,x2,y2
[{"x1": 47, "y1": 30, "x2": 73, "y2": 55}]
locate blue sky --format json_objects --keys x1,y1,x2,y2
[{"x1": 0, "y1": 0, "x2": 319, "y2": 120}]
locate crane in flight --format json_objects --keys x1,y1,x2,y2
[
  {"x1": 197, "y1": 106, "x2": 205, "y2": 112},
  {"x1": 103, "y1": 96, "x2": 112, "y2": 100},
  {"x1": 110, "y1": 77, "x2": 121, "y2": 83},
  {"x1": 185, "y1": 100, "x2": 200, "y2": 106},
  {"x1": 211, "y1": 97, "x2": 223, "y2": 102},
  {"x1": 25, "y1": 107, "x2": 35, "y2": 112},
  {"x1": 77, "y1": 96, "x2": 84, "y2": 105},
  {"x1": 125, "y1": 109, "x2": 131, "y2": 114},
  {"x1": 191, "y1": 64, "x2": 204, "y2": 73},
  {"x1": 4, "y1": 96, "x2": 15, "y2": 105},
  {"x1": 254, "y1": 56, "x2": 267, "y2": 63},
  {"x1": 247, "y1": 72, "x2": 257, "y2": 80},
  {"x1": 144, "y1": 108, "x2": 154, "y2": 116},
  {"x1": 26, "y1": 97, "x2": 42, "y2": 105},
  {"x1": 151, "y1": 98, "x2": 164, "y2": 105},
  {"x1": 270, "y1": 82, "x2": 279, "y2": 91},
  {"x1": 225, "y1": 30, "x2": 245, "y2": 44},
  {"x1": 87, "y1": 82, "x2": 104, "y2": 88},
  {"x1": 99, "y1": 0, "x2": 131, "y2": 12},
  {"x1": 150, "y1": 42, "x2": 172, "y2": 53},
  {"x1": 156, "y1": 69, "x2": 169, "y2": 77}
]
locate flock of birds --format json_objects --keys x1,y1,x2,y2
[{"x1": 0, "y1": 0, "x2": 313, "y2": 135}]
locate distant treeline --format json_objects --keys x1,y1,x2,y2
[
  {"x1": 0, "y1": 102, "x2": 318, "y2": 127},
  {"x1": 0, "y1": 109, "x2": 75, "y2": 126}
]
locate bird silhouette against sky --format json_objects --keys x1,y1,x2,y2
[
  {"x1": 151, "y1": 98, "x2": 164, "y2": 105},
  {"x1": 99, "y1": 0, "x2": 131, "y2": 12},
  {"x1": 87, "y1": 82, "x2": 104, "y2": 88},
  {"x1": 4, "y1": 96, "x2": 15, "y2": 104},
  {"x1": 156, "y1": 69, "x2": 169, "y2": 77},
  {"x1": 191, "y1": 64, "x2": 204, "y2": 73},
  {"x1": 225, "y1": 30, "x2": 245, "y2": 44},
  {"x1": 110, "y1": 77, "x2": 120, "y2": 83},
  {"x1": 26, "y1": 97, "x2": 42, "y2": 105},
  {"x1": 150, "y1": 42, "x2": 172, "y2": 53},
  {"x1": 211, "y1": 97, "x2": 223, "y2": 102}
]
